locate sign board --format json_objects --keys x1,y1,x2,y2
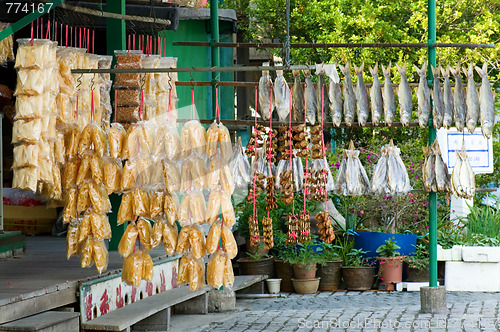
[
  {"x1": 79, "y1": 256, "x2": 179, "y2": 323},
  {"x1": 436, "y1": 127, "x2": 493, "y2": 174}
]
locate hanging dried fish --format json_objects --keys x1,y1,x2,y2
[
  {"x1": 464, "y1": 63, "x2": 479, "y2": 134},
  {"x1": 396, "y1": 62, "x2": 412, "y2": 127},
  {"x1": 292, "y1": 70, "x2": 305, "y2": 122},
  {"x1": 422, "y1": 145, "x2": 436, "y2": 193},
  {"x1": 304, "y1": 69, "x2": 318, "y2": 125},
  {"x1": 414, "y1": 62, "x2": 431, "y2": 129},
  {"x1": 274, "y1": 69, "x2": 291, "y2": 121},
  {"x1": 434, "y1": 141, "x2": 451, "y2": 193},
  {"x1": 381, "y1": 62, "x2": 396, "y2": 126},
  {"x1": 423, "y1": 140, "x2": 450, "y2": 193},
  {"x1": 441, "y1": 65, "x2": 454, "y2": 129},
  {"x1": 371, "y1": 145, "x2": 390, "y2": 195},
  {"x1": 325, "y1": 63, "x2": 343, "y2": 127},
  {"x1": 334, "y1": 141, "x2": 370, "y2": 196},
  {"x1": 386, "y1": 140, "x2": 412, "y2": 195},
  {"x1": 315, "y1": 65, "x2": 330, "y2": 123},
  {"x1": 339, "y1": 62, "x2": 356, "y2": 126},
  {"x1": 259, "y1": 64, "x2": 273, "y2": 120},
  {"x1": 369, "y1": 63, "x2": 383, "y2": 126},
  {"x1": 354, "y1": 62, "x2": 369, "y2": 126},
  {"x1": 475, "y1": 62, "x2": 495, "y2": 139},
  {"x1": 316, "y1": 211, "x2": 335, "y2": 244},
  {"x1": 451, "y1": 143, "x2": 475, "y2": 199},
  {"x1": 450, "y1": 62, "x2": 466, "y2": 132},
  {"x1": 431, "y1": 65, "x2": 445, "y2": 130}
]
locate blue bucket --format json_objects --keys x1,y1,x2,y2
[{"x1": 354, "y1": 231, "x2": 417, "y2": 260}]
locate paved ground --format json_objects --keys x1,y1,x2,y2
[{"x1": 171, "y1": 291, "x2": 500, "y2": 332}]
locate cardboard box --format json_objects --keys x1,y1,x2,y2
[{"x1": 3, "y1": 205, "x2": 58, "y2": 235}]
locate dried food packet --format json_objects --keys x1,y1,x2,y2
[
  {"x1": 206, "y1": 189, "x2": 221, "y2": 225},
  {"x1": 150, "y1": 191, "x2": 165, "y2": 219},
  {"x1": 162, "y1": 221, "x2": 178, "y2": 256},
  {"x1": 162, "y1": 160, "x2": 180, "y2": 193},
  {"x1": 207, "y1": 251, "x2": 226, "y2": 289},
  {"x1": 189, "y1": 225, "x2": 206, "y2": 260},
  {"x1": 12, "y1": 144, "x2": 38, "y2": 168},
  {"x1": 206, "y1": 220, "x2": 222, "y2": 254},
  {"x1": 103, "y1": 158, "x2": 122, "y2": 194},
  {"x1": 121, "y1": 160, "x2": 135, "y2": 191},
  {"x1": 108, "y1": 123, "x2": 126, "y2": 159},
  {"x1": 90, "y1": 155, "x2": 104, "y2": 184},
  {"x1": 122, "y1": 252, "x2": 143, "y2": 286},
  {"x1": 66, "y1": 221, "x2": 81, "y2": 259},
  {"x1": 223, "y1": 255, "x2": 235, "y2": 288},
  {"x1": 54, "y1": 132, "x2": 65, "y2": 164},
  {"x1": 191, "y1": 156, "x2": 207, "y2": 190},
  {"x1": 133, "y1": 189, "x2": 150, "y2": 218},
  {"x1": 220, "y1": 192, "x2": 236, "y2": 227},
  {"x1": 78, "y1": 213, "x2": 92, "y2": 243},
  {"x1": 206, "y1": 122, "x2": 219, "y2": 158},
  {"x1": 115, "y1": 88, "x2": 141, "y2": 106},
  {"x1": 63, "y1": 160, "x2": 79, "y2": 193},
  {"x1": 221, "y1": 224, "x2": 238, "y2": 259},
  {"x1": 117, "y1": 191, "x2": 134, "y2": 225},
  {"x1": 207, "y1": 156, "x2": 222, "y2": 190},
  {"x1": 189, "y1": 191, "x2": 207, "y2": 225},
  {"x1": 63, "y1": 188, "x2": 78, "y2": 223},
  {"x1": 92, "y1": 124, "x2": 108, "y2": 158},
  {"x1": 178, "y1": 193, "x2": 191, "y2": 224},
  {"x1": 189, "y1": 257, "x2": 205, "y2": 291},
  {"x1": 177, "y1": 255, "x2": 191, "y2": 284},
  {"x1": 176, "y1": 225, "x2": 191, "y2": 255},
  {"x1": 141, "y1": 251, "x2": 154, "y2": 281},
  {"x1": 93, "y1": 239, "x2": 109, "y2": 274},
  {"x1": 118, "y1": 223, "x2": 138, "y2": 258},
  {"x1": 164, "y1": 192, "x2": 179, "y2": 226},
  {"x1": 15, "y1": 39, "x2": 56, "y2": 68},
  {"x1": 151, "y1": 218, "x2": 164, "y2": 248},
  {"x1": 164, "y1": 125, "x2": 181, "y2": 161},
  {"x1": 220, "y1": 163, "x2": 235, "y2": 196},
  {"x1": 137, "y1": 217, "x2": 153, "y2": 251},
  {"x1": 218, "y1": 123, "x2": 232, "y2": 163},
  {"x1": 116, "y1": 106, "x2": 141, "y2": 123},
  {"x1": 77, "y1": 123, "x2": 93, "y2": 155},
  {"x1": 80, "y1": 237, "x2": 94, "y2": 268},
  {"x1": 77, "y1": 181, "x2": 91, "y2": 213},
  {"x1": 65, "y1": 126, "x2": 80, "y2": 161},
  {"x1": 50, "y1": 164, "x2": 62, "y2": 201},
  {"x1": 15, "y1": 94, "x2": 44, "y2": 120},
  {"x1": 12, "y1": 118, "x2": 43, "y2": 144},
  {"x1": 90, "y1": 212, "x2": 112, "y2": 240},
  {"x1": 90, "y1": 182, "x2": 112, "y2": 214},
  {"x1": 180, "y1": 157, "x2": 192, "y2": 193}
]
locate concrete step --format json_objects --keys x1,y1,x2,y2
[{"x1": 0, "y1": 311, "x2": 79, "y2": 332}]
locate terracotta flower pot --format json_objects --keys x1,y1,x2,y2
[
  {"x1": 341, "y1": 266, "x2": 376, "y2": 291},
  {"x1": 237, "y1": 256, "x2": 274, "y2": 277},
  {"x1": 406, "y1": 266, "x2": 430, "y2": 282},
  {"x1": 274, "y1": 260, "x2": 294, "y2": 292},
  {"x1": 245, "y1": 237, "x2": 270, "y2": 257},
  {"x1": 317, "y1": 261, "x2": 342, "y2": 291},
  {"x1": 293, "y1": 263, "x2": 317, "y2": 279},
  {"x1": 377, "y1": 256, "x2": 404, "y2": 284},
  {"x1": 292, "y1": 277, "x2": 321, "y2": 294}
]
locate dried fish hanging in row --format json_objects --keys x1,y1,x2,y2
[
  {"x1": 422, "y1": 140, "x2": 451, "y2": 193},
  {"x1": 371, "y1": 140, "x2": 412, "y2": 195},
  {"x1": 248, "y1": 88, "x2": 262, "y2": 247},
  {"x1": 263, "y1": 87, "x2": 275, "y2": 249},
  {"x1": 451, "y1": 142, "x2": 475, "y2": 200},
  {"x1": 334, "y1": 141, "x2": 371, "y2": 196}
]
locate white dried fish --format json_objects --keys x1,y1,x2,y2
[
  {"x1": 335, "y1": 141, "x2": 370, "y2": 196},
  {"x1": 369, "y1": 63, "x2": 383, "y2": 126},
  {"x1": 339, "y1": 62, "x2": 357, "y2": 126},
  {"x1": 475, "y1": 62, "x2": 495, "y2": 139},
  {"x1": 433, "y1": 141, "x2": 451, "y2": 193},
  {"x1": 274, "y1": 69, "x2": 291, "y2": 121},
  {"x1": 304, "y1": 69, "x2": 318, "y2": 125},
  {"x1": 259, "y1": 65, "x2": 274, "y2": 120},
  {"x1": 422, "y1": 145, "x2": 436, "y2": 193},
  {"x1": 396, "y1": 62, "x2": 413, "y2": 127},
  {"x1": 441, "y1": 65, "x2": 454, "y2": 129},
  {"x1": 371, "y1": 145, "x2": 390, "y2": 194},
  {"x1": 381, "y1": 62, "x2": 396, "y2": 126},
  {"x1": 414, "y1": 62, "x2": 431, "y2": 129},
  {"x1": 386, "y1": 140, "x2": 412, "y2": 195},
  {"x1": 464, "y1": 63, "x2": 480, "y2": 134},
  {"x1": 292, "y1": 70, "x2": 305, "y2": 122},
  {"x1": 451, "y1": 143, "x2": 475, "y2": 199},
  {"x1": 325, "y1": 63, "x2": 343, "y2": 127},
  {"x1": 431, "y1": 65, "x2": 445, "y2": 130},
  {"x1": 450, "y1": 63, "x2": 466, "y2": 132},
  {"x1": 354, "y1": 62, "x2": 369, "y2": 126},
  {"x1": 315, "y1": 64, "x2": 330, "y2": 123}
]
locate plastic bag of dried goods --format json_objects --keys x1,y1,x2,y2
[
  {"x1": 150, "y1": 157, "x2": 165, "y2": 191},
  {"x1": 223, "y1": 255, "x2": 234, "y2": 288},
  {"x1": 65, "y1": 126, "x2": 80, "y2": 160},
  {"x1": 80, "y1": 237, "x2": 94, "y2": 268},
  {"x1": 15, "y1": 68, "x2": 49, "y2": 95},
  {"x1": 12, "y1": 118, "x2": 42, "y2": 144},
  {"x1": 15, "y1": 94, "x2": 44, "y2": 119},
  {"x1": 103, "y1": 158, "x2": 122, "y2": 194},
  {"x1": 77, "y1": 181, "x2": 91, "y2": 213},
  {"x1": 192, "y1": 156, "x2": 207, "y2": 190},
  {"x1": 115, "y1": 88, "x2": 141, "y2": 107},
  {"x1": 61, "y1": 158, "x2": 77, "y2": 189},
  {"x1": 108, "y1": 123, "x2": 126, "y2": 159},
  {"x1": 178, "y1": 193, "x2": 191, "y2": 224},
  {"x1": 177, "y1": 255, "x2": 190, "y2": 284},
  {"x1": 12, "y1": 144, "x2": 38, "y2": 168},
  {"x1": 220, "y1": 163, "x2": 235, "y2": 196},
  {"x1": 162, "y1": 220, "x2": 178, "y2": 256},
  {"x1": 54, "y1": 132, "x2": 65, "y2": 165},
  {"x1": 56, "y1": 93, "x2": 76, "y2": 126},
  {"x1": 12, "y1": 167, "x2": 38, "y2": 192},
  {"x1": 206, "y1": 121, "x2": 219, "y2": 158},
  {"x1": 207, "y1": 251, "x2": 226, "y2": 289},
  {"x1": 150, "y1": 191, "x2": 165, "y2": 219},
  {"x1": 66, "y1": 221, "x2": 80, "y2": 259},
  {"x1": 78, "y1": 213, "x2": 92, "y2": 243},
  {"x1": 206, "y1": 156, "x2": 222, "y2": 190},
  {"x1": 117, "y1": 191, "x2": 134, "y2": 225},
  {"x1": 181, "y1": 120, "x2": 206, "y2": 158},
  {"x1": 92, "y1": 124, "x2": 108, "y2": 158},
  {"x1": 189, "y1": 257, "x2": 205, "y2": 291},
  {"x1": 162, "y1": 160, "x2": 181, "y2": 193},
  {"x1": 40, "y1": 115, "x2": 56, "y2": 141},
  {"x1": 221, "y1": 224, "x2": 237, "y2": 259},
  {"x1": 93, "y1": 238, "x2": 109, "y2": 274},
  {"x1": 90, "y1": 182, "x2": 112, "y2": 214},
  {"x1": 164, "y1": 125, "x2": 181, "y2": 161},
  {"x1": 122, "y1": 252, "x2": 143, "y2": 286},
  {"x1": 118, "y1": 222, "x2": 138, "y2": 258},
  {"x1": 75, "y1": 155, "x2": 90, "y2": 186},
  {"x1": 189, "y1": 225, "x2": 206, "y2": 260},
  {"x1": 121, "y1": 160, "x2": 135, "y2": 191},
  {"x1": 37, "y1": 158, "x2": 53, "y2": 184},
  {"x1": 133, "y1": 189, "x2": 150, "y2": 218},
  {"x1": 206, "y1": 220, "x2": 222, "y2": 254},
  {"x1": 150, "y1": 218, "x2": 164, "y2": 248},
  {"x1": 220, "y1": 192, "x2": 235, "y2": 227},
  {"x1": 189, "y1": 191, "x2": 207, "y2": 225},
  {"x1": 116, "y1": 106, "x2": 141, "y2": 123},
  {"x1": 206, "y1": 189, "x2": 221, "y2": 225},
  {"x1": 63, "y1": 188, "x2": 78, "y2": 223},
  {"x1": 15, "y1": 39, "x2": 56, "y2": 68},
  {"x1": 77, "y1": 123, "x2": 93, "y2": 155},
  {"x1": 218, "y1": 123, "x2": 232, "y2": 163},
  {"x1": 141, "y1": 251, "x2": 154, "y2": 281},
  {"x1": 90, "y1": 155, "x2": 104, "y2": 184},
  {"x1": 176, "y1": 225, "x2": 191, "y2": 255},
  {"x1": 164, "y1": 192, "x2": 179, "y2": 226},
  {"x1": 50, "y1": 164, "x2": 62, "y2": 200},
  {"x1": 137, "y1": 217, "x2": 153, "y2": 251},
  {"x1": 90, "y1": 212, "x2": 112, "y2": 240}
]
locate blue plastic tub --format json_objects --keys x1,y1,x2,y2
[{"x1": 354, "y1": 231, "x2": 417, "y2": 260}]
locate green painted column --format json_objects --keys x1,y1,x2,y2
[
  {"x1": 106, "y1": 0, "x2": 126, "y2": 250},
  {"x1": 427, "y1": 0, "x2": 438, "y2": 288}
]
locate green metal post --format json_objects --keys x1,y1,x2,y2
[
  {"x1": 106, "y1": 0, "x2": 126, "y2": 250},
  {"x1": 210, "y1": 0, "x2": 220, "y2": 120},
  {"x1": 427, "y1": 0, "x2": 438, "y2": 288}
]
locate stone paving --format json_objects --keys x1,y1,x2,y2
[{"x1": 194, "y1": 291, "x2": 500, "y2": 331}]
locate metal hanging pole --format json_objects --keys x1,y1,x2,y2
[
  {"x1": 210, "y1": 0, "x2": 220, "y2": 120},
  {"x1": 427, "y1": 0, "x2": 438, "y2": 288},
  {"x1": 285, "y1": 0, "x2": 291, "y2": 67}
]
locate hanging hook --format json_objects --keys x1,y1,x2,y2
[
  {"x1": 90, "y1": 74, "x2": 96, "y2": 91},
  {"x1": 76, "y1": 73, "x2": 83, "y2": 90},
  {"x1": 140, "y1": 73, "x2": 146, "y2": 90}
]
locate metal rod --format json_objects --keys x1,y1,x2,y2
[
  {"x1": 59, "y1": 3, "x2": 171, "y2": 26},
  {"x1": 172, "y1": 41, "x2": 495, "y2": 49},
  {"x1": 175, "y1": 81, "x2": 480, "y2": 88}
]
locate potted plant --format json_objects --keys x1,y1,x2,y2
[
  {"x1": 237, "y1": 252, "x2": 275, "y2": 277},
  {"x1": 285, "y1": 238, "x2": 322, "y2": 294},
  {"x1": 317, "y1": 242, "x2": 343, "y2": 291},
  {"x1": 376, "y1": 237, "x2": 404, "y2": 287},
  {"x1": 341, "y1": 248, "x2": 376, "y2": 291},
  {"x1": 272, "y1": 231, "x2": 295, "y2": 292},
  {"x1": 404, "y1": 243, "x2": 429, "y2": 282}
]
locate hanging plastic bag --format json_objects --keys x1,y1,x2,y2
[
  {"x1": 206, "y1": 220, "x2": 222, "y2": 254},
  {"x1": 221, "y1": 224, "x2": 238, "y2": 259},
  {"x1": 189, "y1": 225, "x2": 207, "y2": 260},
  {"x1": 117, "y1": 191, "x2": 134, "y2": 225},
  {"x1": 93, "y1": 239, "x2": 109, "y2": 274},
  {"x1": 108, "y1": 122, "x2": 126, "y2": 159},
  {"x1": 66, "y1": 221, "x2": 81, "y2": 259},
  {"x1": 164, "y1": 192, "x2": 179, "y2": 226},
  {"x1": 206, "y1": 189, "x2": 221, "y2": 225},
  {"x1": 141, "y1": 251, "x2": 154, "y2": 281},
  {"x1": 207, "y1": 251, "x2": 226, "y2": 289},
  {"x1": 162, "y1": 220, "x2": 178, "y2": 256},
  {"x1": 189, "y1": 190, "x2": 207, "y2": 225},
  {"x1": 229, "y1": 137, "x2": 251, "y2": 190},
  {"x1": 118, "y1": 222, "x2": 138, "y2": 258},
  {"x1": 122, "y1": 252, "x2": 143, "y2": 286}
]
